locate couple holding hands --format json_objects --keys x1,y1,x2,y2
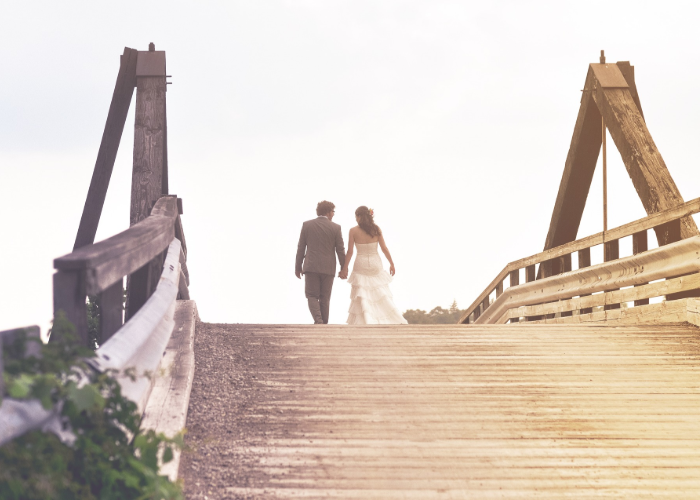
[{"x1": 295, "y1": 200, "x2": 407, "y2": 325}]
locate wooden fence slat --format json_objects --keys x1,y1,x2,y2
[
  {"x1": 604, "y1": 239, "x2": 621, "y2": 310},
  {"x1": 74, "y1": 47, "x2": 138, "y2": 250},
  {"x1": 633, "y1": 231, "x2": 650, "y2": 306},
  {"x1": 578, "y1": 247, "x2": 592, "y2": 315},
  {"x1": 478, "y1": 236, "x2": 700, "y2": 324},
  {"x1": 53, "y1": 271, "x2": 88, "y2": 345},
  {"x1": 126, "y1": 255, "x2": 162, "y2": 322},
  {"x1": 511, "y1": 198, "x2": 700, "y2": 271},
  {"x1": 507, "y1": 272, "x2": 700, "y2": 320},
  {"x1": 99, "y1": 279, "x2": 123, "y2": 344},
  {"x1": 508, "y1": 270, "x2": 520, "y2": 323},
  {"x1": 560, "y1": 254, "x2": 573, "y2": 317}
]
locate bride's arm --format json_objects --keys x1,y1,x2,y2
[
  {"x1": 339, "y1": 229, "x2": 355, "y2": 278},
  {"x1": 378, "y1": 233, "x2": 396, "y2": 276}
]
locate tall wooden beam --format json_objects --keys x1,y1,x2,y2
[
  {"x1": 73, "y1": 47, "x2": 138, "y2": 250},
  {"x1": 127, "y1": 46, "x2": 168, "y2": 319},
  {"x1": 543, "y1": 70, "x2": 602, "y2": 250},
  {"x1": 615, "y1": 61, "x2": 644, "y2": 121},
  {"x1": 130, "y1": 56, "x2": 167, "y2": 225},
  {"x1": 590, "y1": 64, "x2": 699, "y2": 242}
]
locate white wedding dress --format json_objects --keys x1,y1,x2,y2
[{"x1": 347, "y1": 242, "x2": 408, "y2": 325}]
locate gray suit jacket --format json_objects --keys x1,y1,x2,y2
[{"x1": 296, "y1": 217, "x2": 346, "y2": 276}]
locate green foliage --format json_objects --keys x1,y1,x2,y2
[
  {"x1": 0, "y1": 314, "x2": 184, "y2": 499},
  {"x1": 86, "y1": 295, "x2": 100, "y2": 350},
  {"x1": 403, "y1": 300, "x2": 466, "y2": 324}
]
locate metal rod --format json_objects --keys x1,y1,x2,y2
[{"x1": 602, "y1": 115, "x2": 608, "y2": 232}]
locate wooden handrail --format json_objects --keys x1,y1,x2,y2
[
  {"x1": 475, "y1": 236, "x2": 700, "y2": 324},
  {"x1": 52, "y1": 195, "x2": 189, "y2": 346},
  {"x1": 460, "y1": 197, "x2": 700, "y2": 324},
  {"x1": 55, "y1": 196, "x2": 179, "y2": 294}
]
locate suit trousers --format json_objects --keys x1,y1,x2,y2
[{"x1": 305, "y1": 272, "x2": 334, "y2": 324}]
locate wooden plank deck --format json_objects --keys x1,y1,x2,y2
[{"x1": 180, "y1": 323, "x2": 700, "y2": 499}]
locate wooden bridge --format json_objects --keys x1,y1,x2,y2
[{"x1": 2, "y1": 47, "x2": 700, "y2": 498}]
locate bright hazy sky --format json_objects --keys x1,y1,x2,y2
[{"x1": 1, "y1": 1, "x2": 699, "y2": 334}]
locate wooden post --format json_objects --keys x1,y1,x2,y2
[
  {"x1": 590, "y1": 66, "x2": 699, "y2": 241},
  {"x1": 508, "y1": 270, "x2": 520, "y2": 323},
  {"x1": 99, "y1": 279, "x2": 123, "y2": 343},
  {"x1": 74, "y1": 47, "x2": 138, "y2": 250},
  {"x1": 604, "y1": 239, "x2": 620, "y2": 310},
  {"x1": 495, "y1": 281, "x2": 503, "y2": 299},
  {"x1": 602, "y1": 115, "x2": 608, "y2": 232},
  {"x1": 656, "y1": 219, "x2": 682, "y2": 246},
  {"x1": 525, "y1": 265, "x2": 536, "y2": 283},
  {"x1": 560, "y1": 254, "x2": 574, "y2": 317},
  {"x1": 578, "y1": 247, "x2": 592, "y2": 315},
  {"x1": 53, "y1": 271, "x2": 88, "y2": 345},
  {"x1": 543, "y1": 73, "x2": 602, "y2": 250},
  {"x1": 127, "y1": 46, "x2": 168, "y2": 319},
  {"x1": 130, "y1": 80, "x2": 167, "y2": 225},
  {"x1": 541, "y1": 260, "x2": 553, "y2": 279},
  {"x1": 481, "y1": 296, "x2": 490, "y2": 315},
  {"x1": 633, "y1": 230, "x2": 649, "y2": 306},
  {"x1": 525, "y1": 265, "x2": 541, "y2": 321}
]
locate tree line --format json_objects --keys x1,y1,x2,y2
[{"x1": 403, "y1": 301, "x2": 465, "y2": 324}]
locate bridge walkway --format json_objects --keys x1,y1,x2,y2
[{"x1": 179, "y1": 323, "x2": 700, "y2": 499}]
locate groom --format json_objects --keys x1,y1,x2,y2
[{"x1": 295, "y1": 201, "x2": 346, "y2": 324}]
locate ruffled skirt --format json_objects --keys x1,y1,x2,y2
[{"x1": 347, "y1": 270, "x2": 408, "y2": 325}]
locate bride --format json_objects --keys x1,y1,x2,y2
[{"x1": 338, "y1": 206, "x2": 408, "y2": 325}]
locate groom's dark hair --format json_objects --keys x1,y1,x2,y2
[{"x1": 316, "y1": 201, "x2": 335, "y2": 216}]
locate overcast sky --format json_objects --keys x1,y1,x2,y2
[{"x1": 1, "y1": 1, "x2": 699, "y2": 334}]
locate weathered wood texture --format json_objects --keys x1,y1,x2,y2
[
  {"x1": 543, "y1": 71, "x2": 602, "y2": 250},
  {"x1": 52, "y1": 271, "x2": 88, "y2": 345},
  {"x1": 478, "y1": 236, "x2": 700, "y2": 324},
  {"x1": 73, "y1": 47, "x2": 138, "y2": 250},
  {"x1": 459, "y1": 198, "x2": 700, "y2": 324},
  {"x1": 99, "y1": 279, "x2": 123, "y2": 344},
  {"x1": 544, "y1": 60, "x2": 696, "y2": 255},
  {"x1": 131, "y1": 76, "x2": 167, "y2": 226},
  {"x1": 633, "y1": 231, "x2": 650, "y2": 306},
  {"x1": 55, "y1": 196, "x2": 178, "y2": 295},
  {"x1": 89, "y1": 240, "x2": 181, "y2": 412},
  {"x1": 181, "y1": 322, "x2": 700, "y2": 499},
  {"x1": 591, "y1": 74, "x2": 698, "y2": 241},
  {"x1": 507, "y1": 274, "x2": 700, "y2": 321},
  {"x1": 615, "y1": 61, "x2": 644, "y2": 120},
  {"x1": 141, "y1": 300, "x2": 197, "y2": 481},
  {"x1": 528, "y1": 297, "x2": 700, "y2": 327}
]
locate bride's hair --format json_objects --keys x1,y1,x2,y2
[{"x1": 355, "y1": 206, "x2": 381, "y2": 238}]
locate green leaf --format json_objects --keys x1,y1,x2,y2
[
  {"x1": 162, "y1": 446, "x2": 173, "y2": 464},
  {"x1": 7, "y1": 373, "x2": 34, "y2": 399},
  {"x1": 66, "y1": 382, "x2": 105, "y2": 412}
]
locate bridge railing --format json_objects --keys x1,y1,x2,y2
[
  {"x1": 0, "y1": 195, "x2": 191, "y2": 445},
  {"x1": 53, "y1": 195, "x2": 188, "y2": 346},
  {"x1": 460, "y1": 198, "x2": 700, "y2": 324}
]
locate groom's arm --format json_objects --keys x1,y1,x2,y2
[
  {"x1": 335, "y1": 225, "x2": 346, "y2": 270},
  {"x1": 295, "y1": 224, "x2": 307, "y2": 278}
]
